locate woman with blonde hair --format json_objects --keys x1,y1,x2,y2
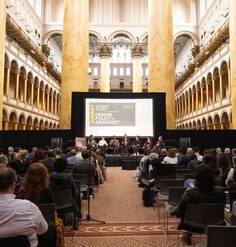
[{"x1": 19, "y1": 163, "x2": 53, "y2": 205}]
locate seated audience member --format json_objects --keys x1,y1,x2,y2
[
  {"x1": 178, "y1": 148, "x2": 193, "y2": 168},
  {"x1": 226, "y1": 156, "x2": 236, "y2": 186},
  {"x1": 143, "y1": 137, "x2": 153, "y2": 154},
  {"x1": 109, "y1": 135, "x2": 120, "y2": 154},
  {"x1": 120, "y1": 134, "x2": 130, "y2": 154},
  {"x1": 216, "y1": 147, "x2": 222, "y2": 156},
  {"x1": 75, "y1": 146, "x2": 83, "y2": 160},
  {"x1": 193, "y1": 147, "x2": 203, "y2": 161},
  {"x1": 187, "y1": 153, "x2": 201, "y2": 173},
  {"x1": 224, "y1": 148, "x2": 233, "y2": 166},
  {"x1": 73, "y1": 150, "x2": 96, "y2": 187},
  {"x1": 54, "y1": 147, "x2": 63, "y2": 159},
  {"x1": 40, "y1": 150, "x2": 56, "y2": 173},
  {"x1": 217, "y1": 152, "x2": 231, "y2": 186},
  {"x1": 87, "y1": 135, "x2": 97, "y2": 151},
  {"x1": 0, "y1": 154, "x2": 8, "y2": 168},
  {"x1": 31, "y1": 149, "x2": 46, "y2": 164},
  {"x1": 19, "y1": 163, "x2": 53, "y2": 205},
  {"x1": 158, "y1": 148, "x2": 168, "y2": 162},
  {"x1": 28, "y1": 147, "x2": 38, "y2": 161},
  {"x1": 163, "y1": 148, "x2": 178, "y2": 165},
  {"x1": 203, "y1": 153, "x2": 222, "y2": 185},
  {"x1": 0, "y1": 167, "x2": 48, "y2": 247},
  {"x1": 170, "y1": 165, "x2": 226, "y2": 245},
  {"x1": 131, "y1": 136, "x2": 142, "y2": 153},
  {"x1": 95, "y1": 149, "x2": 107, "y2": 181},
  {"x1": 67, "y1": 149, "x2": 79, "y2": 167},
  {"x1": 50, "y1": 158, "x2": 82, "y2": 219}
]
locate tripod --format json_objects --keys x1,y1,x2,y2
[{"x1": 80, "y1": 145, "x2": 106, "y2": 224}]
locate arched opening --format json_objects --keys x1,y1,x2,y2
[
  {"x1": 207, "y1": 116, "x2": 213, "y2": 130},
  {"x1": 3, "y1": 54, "x2": 10, "y2": 95},
  {"x1": 2, "y1": 109, "x2": 8, "y2": 130},
  {"x1": 18, "y1": 114, "x2": 26, "y2": 130},
  {"x1": 9, "y1": 60, "x2": 18, "y2": 99},
  {"x1": 221, "y1": 112, "x2": 230, "y2": 129},
  {"x1": 213, "y1": 67, "x2": 220, "y2": 102},
  {"x1": 9, "y1": 111, "x2": 18, "y2": 130},
  {"x1": 26, "y1": 116, "x2": 33, "y2": 130},
  {"x1": 214, "y1": 114, "x2": 221, "y2": 129},
  {"x1": 207, "y1": 72, "x2": 213, "y2": 105},
  {"x1": 27, "y1": 72, "x2": 33, "y2": 104},
  {"x1": 220, "y1": 61, "x2": 229, "y2": 99}
]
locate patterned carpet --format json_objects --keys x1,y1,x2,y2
[{"x1": 65, "y1": 167, "x2": 205, "y2": 246}]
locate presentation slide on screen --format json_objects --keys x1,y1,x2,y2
[{"x1": 85, "y1": 98, "x2": 154, "y2": 137}]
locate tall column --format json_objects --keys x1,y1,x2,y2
[
  {"x1": 131, "y1": 44, "x2": 144, "y2": 92},
  {"x1": 15, "y1": 73, "x2": 20, "y2": 100},
  {"x1": 37, "y1": 86, "x2": 40, "y2": 108},
  {"x1": 192, "y1": 93, "x2": 194, "y2": 112},
  {"x1": 230, "y1": 0, "x2": 236, "y2": 128},
  {"x1": 46, "y1": 92, "x2": 50, "y2": 112},
  {"x1": 3, "y1": 121, "x2": 8, "y2": 130},
  {"x1": 54, "y1": 98, "x2": 58, "y2": 116},
  {"x1": 212, "y1": 79, "x2": 215, "y2": 103},
  {"x1": 219, "y1": 74, "x2": 223, "y2": 101},
  {"x1": 98, "y1": 43, "x2": 112, "y2": 92},
  {"x1": 51, "y1": 94, "x2": 54, "y2": 114},
  {"x1": 0, "y1": 0, "x2": 6, "y2": 130},
  {"x1": 61, "y1": 0, "x2": 89, "y2": 129},
  {"x1": 148, "y1": 0, "x2": 175, "y2": 129},
  {"x1": 228, "y1": 68, "x2": 231, "y2": 96},
  {"x1": 14, "y1": 123, "x2": 18, "y2": 131},
  {"x1": 42, "y1": 89, "x2": 45, "y2": 110},
  {"x1": 23, "y1": 79, "x2": 27, "y2": 103},
  {"x1": 206, "y1": 83, "x2": 209, "y2": 106},
  {"x1": 30, "y1": 83, "x2": 34, "y2": 105},
  {"x1": 201, "y1": 86, "x2": 204, "y2": 108},
  {"x1": 5, "y1": 67, "x2": 10, "y2": 96},
  {"x1": 196, "y1": 89, "x2": 199, "y2": 111}
]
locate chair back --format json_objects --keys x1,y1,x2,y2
[
  {"x1": 184, "y1": 203, "x2": 225, "y2": 229},
  {"x1": 52, "y1": 189, "x2": 74, "y2": 210},
  {"x1": 155, "y1": 175, "x2": 176, "y2": 188},
  {"x1": 207, "y1": 225, "x2": 236, "y2": 247},
  {"x1": 72, "y1": 174, "x2": 87, "y2": 187},
  {"x1": 175, "y1": 169, "x2": 192, "y2": 179},
  {"x1": 159, "y1": 179, "x2": 185, "y2": 195},
  {"x1": 0, "y1": 235, "x2": 30, "y2": 247},
  {"x1": 168, "y1": 187, "x2": 186, "y2": 206},
  {"x1": 39, "y1": 203, "x2": 55, "y2": 224}
]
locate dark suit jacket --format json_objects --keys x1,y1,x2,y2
[
  {"x1": 39, "y1": 158, "x2": 55, "y2": 173},
  {"x1": 73, "y1": 159, "x2": 96, "y2": 185}
]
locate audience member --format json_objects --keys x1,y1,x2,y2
[
  {"x1": 170, "y1": 165, "x2": 226, "y2": 245},
  {"x1": 19, "y1": 163, "x2": 53, "y2": 205},
  {"x1": 187, "y1": 153, "x2": 201, "y2": 173},
  {"x1": 217, "y1": 152, "x2": 231, "y2": 186},
  {"x1": 31, "y1": 149, "x2": 46, "y2": 163},
  {"x1": 0, "y1": 154, "x2": 8, "y2": 168},
  {"x1": 193, "y1": 147, "x2": 203, "y2": 161},
  {"x1": 67, "y1": 149, "x2": 78, "y2": 167},
  {"x1": 0, "y1": 167, "x2": 48, "y2": 247},
  {"x1": 40, "y1": 150, "x2": 56, "y2": 173},
  {"x1": 163, "y1": 148, "x2": 178, "y2": 165}
]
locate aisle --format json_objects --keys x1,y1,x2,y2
[{"x1": 65, "y1": 167, "x2": 203, "y2": 246}]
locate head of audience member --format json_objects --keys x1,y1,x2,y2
[
  {"x1": 70, "y1": 149, "x2": 77, "y2": 156},
  {"x1": 203, "y1": 153, "x2": 217, "y2": 166},
  {"x1": 186, "y1": 147, "x2": 193, "y2": 156},
  {"x1": 43, "y1": 146, "x2": 50, "y2": 152},
  {"x1": 54, "y1": 158, "x2": 68, "y2": 173},
  {"x1": 224, "y1": 148, "x2": 231, "y2": 154},
  {"x1": 8, "y1": 160, "x2": 22, "y2": 174},
  {"x1": 216, "y1": 147, "x2": 222, "y2": 155},
  {"x1": 8, "y1": 152, "x2": 17, "y2": 162},
  {"x1": 167, "y1": 148, "x2": 176, "y2": 158},
  {"x1": 82, "y1": 150, "x2": 90, "y2": 160},
  {"x1": 0, "y1": 167, "x2": 16, "y2": 194},
  {"x1": 149, "y1": 152, "x2": 159, "y2": 160},
  {"x1": 0, "y1": 155, "x2": 8, "y2": 168},
  {"x1": 194, "y1": 147, "x2": 201, "y2": 154},
  {"x1": 19, "y1": 163, "x2": 49, "y2": 205},
  {"x1": 7, "y1": 146, "x2": 14, "y2": 154},
  {"x1": 14, "y1": 147, "x2": 21, "y2": 153},
  {"x1": 54, "y1": 147, "x2": 63, "y2": 158},
  {"x1": 195, "y1": 165, "x2": 215, "y2": 189},
  {"x1": 19, "y1": 149, "x2": 29, "y2": 161},
  {"x1": 158, "y1": 136, "x2": 163, "y2": 141},
  {"x1": 160, "y1": 148, "x2": 168, "y2": 157},
  {"x1": 31, "y1": 149, "x2": 45, "y2": 163},
  {"x1": 217, "y1": 152, "x2": 231, "y2": 171},
  {"x1": 46, "y1": 150, "x2": 56, "y2": 159}
]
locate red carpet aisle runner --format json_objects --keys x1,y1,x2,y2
[{"x1": 64, "y1": 167, "x2": 204, "y2": 246}]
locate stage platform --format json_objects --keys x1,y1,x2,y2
[{"x1": 105, "y1": 154, "x2": 143, "y2": 169}]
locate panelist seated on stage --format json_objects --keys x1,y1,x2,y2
[
  {"x1": 143, "y1": 136, "x2": 153, "y2": 153},
  {"x1": 120, "y1": 134, "x2": 131, "y2": 154},
  {"x1": 131, "y1": 136, "x2": 142, "y2": 153},
  {"x1": 154, "y1": 136, "x2": 165, "y2": 150},
  {"x1": 109, "y1": 135, "x2": 120, "y2": 154},
  {"x1": 73, "y1": 150, "x2": 96, "y2": 186},
  {"x1": 87, "y1": 135, "x2": 97, "y2": 151},
  {"x1": 98, "y1": 137, "x2": 108, "y2": 151}
]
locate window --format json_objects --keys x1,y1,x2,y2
[
  {"x1": 120, "y1": 68, "x2": 124, "y2": 76},
  {"x1": 94, "y1": 67, "x2": 98, "y2": 76},
  {"x1": 35, "y1": 0, "x2": 42, "y2": 17},
  {"x1": 126, "y1": 67, "x2": 131, "y2": 76},
  {"x1": 113, "y1": 68, "x2": 118, "y2": 76}
]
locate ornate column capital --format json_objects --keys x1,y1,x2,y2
[
  {"x1": 97, "y1": 43, "x2": 112, "y2": 59},
  {"x1": 131, "y1": 44, "x2": 144, "y2": 59}
]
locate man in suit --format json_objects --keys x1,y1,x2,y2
[
  {"x1": 39, "y1": 151, "x2": 56, "y2": 173},
  {"x1": 73, "y1": 150, "x2": 96, "y2": 187}
]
